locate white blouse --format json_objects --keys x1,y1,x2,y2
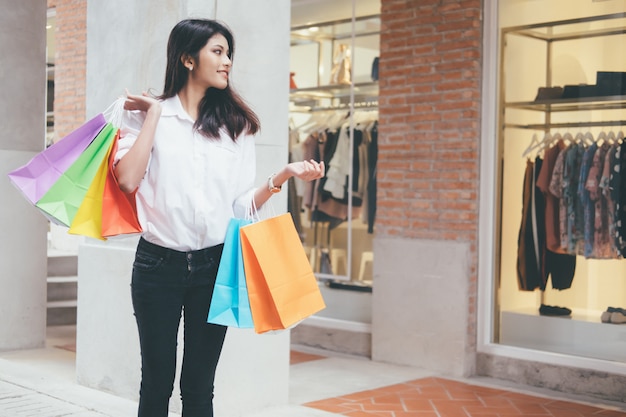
[{"x1": 116, "y1": 95, "x2": 256, "y2": 251}]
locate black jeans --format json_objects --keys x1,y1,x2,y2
[{"x1": 131, "y1": 237, "x2": 227, "y2": 417}]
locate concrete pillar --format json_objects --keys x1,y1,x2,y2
[
  {"x1": 77, "y1": 1, "x2": 291, "y2": 415},
  {"x1": 372, "y1": 237, "x2": 472, "y2": 377},
  {"x1": 0, "y1": 0, "x2": 48, "y2": 351}
]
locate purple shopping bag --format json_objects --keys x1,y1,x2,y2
[{"x1": 8, "y1": 113, "x2": 107, "y2": 204}]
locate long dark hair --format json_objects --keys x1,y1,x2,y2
[{"x1": 160, "y1": 19, "x2": 260, "y2": 140}]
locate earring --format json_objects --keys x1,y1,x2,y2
[{"x1": 188, "y1": 66, "x2": 193, "y2": 71}]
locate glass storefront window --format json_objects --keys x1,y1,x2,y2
[
  {"x1": 496, "y1": 1, "x2": 626, "y2": 363},
  {"x1": 46, "y1": 9, "x2": 55, "y2": 145},
  {"x1": 289, "y1": 0, "x2": 380, "y2": 289}
]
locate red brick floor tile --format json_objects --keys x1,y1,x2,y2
[
  {"x1": 401, "y1": 398, "x2": 435, "y2": 411},
  {"x1": 304, "y1": 377, "x2": 626, "y2": 417}
]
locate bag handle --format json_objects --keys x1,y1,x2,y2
[
  {"x1": 245, "y1": 192, "x2": 278, "y2": 223},
  {"x1": 246, "y1": 195, "x2": 261, "y2": 223},
  {"x1": 103, "y1": 97, "x2": 126, "y2": 127}
]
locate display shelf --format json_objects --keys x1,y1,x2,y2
[
  {"x1": 500, "y1": 309, "x2": 626, "y2": 363},
  {"x1": 505, "y1": 95, "x2": 626, "y2": 113},
  {"x1": 289, "y1": 81, "x2": 378, "y2": 109},
  {"x1": 291, "y1": 14, "x2": 380, "y2": 45},
  {"x1": 290, "y1": 14, "x2": 379, "y2": 110},
  {"x1": 503, "y1": 12, "x2": 626, "y2": 42},
  {"x1": 500, "y1": 13, "x2": 626, "y2": 131}
]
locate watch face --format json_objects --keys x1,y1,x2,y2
[{"x1": 270, "y1": 187, "x2": 281, "y2": 194}]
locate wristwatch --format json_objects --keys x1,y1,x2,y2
[{"x1": 268, "y1": 174, "x2": 282, "y2": 194}]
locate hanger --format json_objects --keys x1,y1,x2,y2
[
  {"x1": 574, "y1": 131, "x2": 594, "y2": 145},
  {"x1": 523, "y1": 131, "x2": 560, "y2": 158},
  {"x1": 522, "y1": 133, "x2": 542, "y2": 158},
  {"x1": 606, "y1": 130, "x2": 616, "y2": 144},
  {"x1": 562, "y1": 132, "x2": 573, "y2": 145}
]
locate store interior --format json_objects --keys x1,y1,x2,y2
[
  {"x1": 497, "y1": 0, "x2": 626, "y2": 362},
  {"x1": 289, "y1": 0, "x2": 380, "y2": 288}
]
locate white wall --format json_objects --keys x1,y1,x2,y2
[{"x1": 0, "y1": 0, "x2": 49, "y2": 351}]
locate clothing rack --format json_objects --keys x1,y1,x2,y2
[
  {"x1": 290, "y1": 100, "x2": 378, "y2": 113},
  {"x1": 506, "y1": 120, "x2": 626, "y2": 130}
]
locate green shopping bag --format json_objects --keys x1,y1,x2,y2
[{"x1": 35, "y1": 123, "x2": 117, "y2": 227}]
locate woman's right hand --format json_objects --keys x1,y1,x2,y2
[{"x1": 124, "y1": 89, "x2": 161, "y2": 114}]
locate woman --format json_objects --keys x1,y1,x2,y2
[{"x1": 114, "y1": 19, "x2": 324, "y2": 417}]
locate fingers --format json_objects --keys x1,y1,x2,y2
[
  {"x1": 123, "y1": 90, "x2": 157, "y2": 112},
  {"x1": 298, "y1": 159, "x2": 324, "y2": 181}
]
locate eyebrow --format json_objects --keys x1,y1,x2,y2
[{"x1": 210, "y1": 43, "x2": 229, "y2": 54}]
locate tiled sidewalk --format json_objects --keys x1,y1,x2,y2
[
  {"x1": 1, "y1": 329, "x2": 625, "y2": 417},
  {"x1": 304, "y1": 376, "x2": 626, "y2": 417}
]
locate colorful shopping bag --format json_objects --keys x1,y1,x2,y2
[
  {"x1": 100, "y1": 130, "x2": 142, "y2": 238},
  {"x1": 208, "y1": 218, "x2": 254, "y2": 328},
  {"x1": 67, "y1": 130, "x2": 117, "y2": 239},
  {"x1": 7, "y1": 114, "x2": 107, "y2": 204},
  {"x1": 35, "y1": 123, "x2": 117, "y2": 227},
  {"x1": 240, "y1": 213, "x2": 326, "y2": 334}
]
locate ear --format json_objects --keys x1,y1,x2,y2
[{"x1": 181, "y1": 54, "x2": 194, "y2": 71}]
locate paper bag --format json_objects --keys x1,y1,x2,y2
[
  {"x1": 240, "y1": 213, "x2": 325, "y2": 333},
  {"x1": 208, "y1": 218, "x2": 254, "y2": 328}
]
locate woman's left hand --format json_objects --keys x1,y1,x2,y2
[{"x1": 287, "y1": 159, "x2": 325, "y2": 182}]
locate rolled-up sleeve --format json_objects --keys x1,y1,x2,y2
[{"x1": 114, "y1": 110, "x2": 146, "y2": 165}]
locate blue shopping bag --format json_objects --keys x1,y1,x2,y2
[{"x1": 208, "y1": 217, "x2": 254, "y2": 328}]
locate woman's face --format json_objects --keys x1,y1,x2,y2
[{"x1": 189, "y1": 33, "x2": 232, "y2": 90}]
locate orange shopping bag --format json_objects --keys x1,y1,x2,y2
[
  {"x1": 240, "y1": 213, "x2": 325, "y2": 334},
  {"x1": 100, "y1": 131, "x2": 142, "y2": 238}
]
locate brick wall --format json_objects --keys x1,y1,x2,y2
[
  {"x1": 48, "y1": 0, "x2": 86, "y2": 140},
  {"x1": 378, "y1": 0, "x2": 483, "y2": 348}
]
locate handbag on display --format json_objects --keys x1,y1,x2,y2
[
  {"x1": 207, "y1": 217, "x2": 255, "y2": 328},
  {"x1": 329, "y1": 44, "x2": 352, "y2": 85},
  {"x1": 371, "y1": 57, "x2": 379, "y2": 81},
  {"x1": 240, "y1": 212, "x2": 326, "y2": 334}
]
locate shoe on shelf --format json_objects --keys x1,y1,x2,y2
[
  {"x1": 539, "y1": 304, "x2": 572, "y2": 317},
  {"x1": 610, "y1": 311, "x2": 626, "y2": 324},
  {"x1": 607, "y1": 306, "x2": 626, "y2": 315}
]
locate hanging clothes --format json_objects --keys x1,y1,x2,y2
[
  {"x1": 578, "y1": 142, "x2": 598, "y2": 258},
  {"x1": 296, "y1": 113, "x2": 379, "y2": 231},
  {"x1": 527, "y1": 130, "x2": 626, "y2": 260},
  {"x1": 517, "y1": 158, "x2": 547, "y2": 291},
  {"x1": 518, "y1": 157, "x2": 577, "y2": 292},
  {"x1": 366, "y1": 122, "x2": 378, "y2": 234},
  {"x1": 536, "y1": 140, "x2": 577, "y2": 290},
  {"x1": 586, "y1": 142, "x2": 612, "y2": 258}
]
